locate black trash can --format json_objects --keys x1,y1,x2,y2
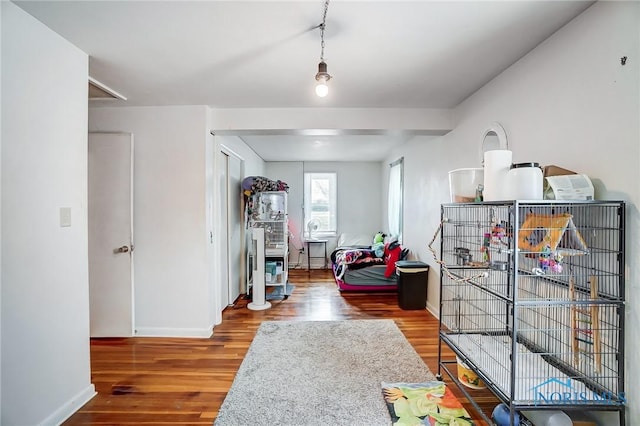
[{"x1": 395, "y1": 260, "x2": 429, "y2": 310}]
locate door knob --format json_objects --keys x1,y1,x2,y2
[{"x1": 115, "y1": 245, "x2": 130, "y2": 253}]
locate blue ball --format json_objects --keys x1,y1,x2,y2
[{"x1": 492, "y1": 403, "x2": 520, "y2": 426}]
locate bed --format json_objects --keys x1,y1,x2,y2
[{"x1": 331, "y1": 233, "x2": 406, "y2": 291}]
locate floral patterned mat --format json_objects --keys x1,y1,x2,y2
[{"x1": 382, "y1": 381, "x2": 475, "y2": 426}]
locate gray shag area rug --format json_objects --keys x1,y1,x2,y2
[{"x1": 215, "y1": 319, "x2": 435, "y2": 426}]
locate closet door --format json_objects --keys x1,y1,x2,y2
[
  {"x1": 88, "y1": 132, "x2": 134, "y2": 337},
  {"x1": 227, "y1": 154, "x2": 242, "y2": 303},
  {"x1": 219, "y1": 150, "x2": 243, "y2": 305},
  {"x1": 218, "y1": 152, "x2": 230, "y2": 307}
]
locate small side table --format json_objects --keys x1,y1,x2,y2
[{"x1": 306, "y1": 239, "x2": 328, "y2": 271}]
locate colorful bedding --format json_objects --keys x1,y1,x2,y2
[
  {"x1": 332, "y1": 248, "x2": 384, "y2": 280},
  {"x1": 331, "y1": 240, "x2": 408, "y2": 292},
  {"x1": 333, "y1": 264, "x2": 398, "y2": 291}
]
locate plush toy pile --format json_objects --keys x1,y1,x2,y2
[
  {"x1": 331, "y1": 233, "x2": 408, "y2": 280},
  {"x1": 371, "y1": 232, "x2": 409, "y2": 277},
  {"x1": 372, "y1": 232, "x2": 386, "y2": 258},
  {"x1": 242, "y1": 176, "x2": 289, "y2": 196}
]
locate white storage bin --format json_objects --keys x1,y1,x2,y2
[{"x1": 448, "y1": 168, "x2": 484, "y2": 202}]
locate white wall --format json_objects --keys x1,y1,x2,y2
[
  {"x1": 384, "y1": 135, "x2": 451, "y2": 311},
  {"x1": 0, "y1": 2, "x2": 4, "y2": 420},
  {"x1": 266, "y1": 161, "x2": 382, "y2": 268},
  {"x1": 216, "y1": 135, "x2": 266, "y2": 178},
  {"x1": 89, "y1": 106, "x2": 215, "y2": 337},
  {"x1": 1, "y1": 2, "x2": 95, "y2": 424},
  {"x1": 262, "y1": 162, "x2": 304, "y2": 268},
  {"x1": 386, "y1": 1, "x2": 639, "y2": 421},
  {"x1": 205, "y1": 114, "x2": 218, "y2": 326}
]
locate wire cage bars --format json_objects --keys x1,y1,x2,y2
[{"x1": 437, "y1": 200, "x2": 625, "y2": 424}]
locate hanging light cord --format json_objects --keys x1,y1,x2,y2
[
  {"x1": 319, "y1": 0, "x2": 330, "y2": 61},
  {"x1": 314, "y1": 0, "x2": 331, "y2": 97}
]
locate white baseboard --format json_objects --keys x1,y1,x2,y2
[
  {"x1": 426, "y1": 301, "x2": 439, "y2": 319},
  {"x1": 39, "y1": 383, "x2": 96, "y2": 426},
  {"x1": 134, "y1": 326, "x2": 213, "y2": 338}
]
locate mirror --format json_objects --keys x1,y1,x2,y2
[{"x1": 480, "y1": 122, "x2": 508, "y2": 164}]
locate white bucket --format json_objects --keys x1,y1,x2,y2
[
  {"x1": 448, "y1": 168, "x2": 484, "y2": 203},
  {"x1": 483, "y1": 149, "x2": 512, "y2": 201},
  {"x1": 507, "y1": 162, "x2": 543, "y2": 200}
]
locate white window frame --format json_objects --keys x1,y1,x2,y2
[
  {"x1": 388, "y1": 158, "x2": 403, "y2": 243},
  {"x1": 303, "y1": 172, "x2": 337, "y2": 239}
]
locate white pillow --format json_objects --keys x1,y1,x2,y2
[{"x1": 337, "y1": 233, "x2": 373, "y2": 247}]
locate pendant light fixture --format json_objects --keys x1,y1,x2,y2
[{"x1": 315, "y1": 0, "x2": 331, "y2": 97}]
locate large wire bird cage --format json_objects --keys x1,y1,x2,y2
[{"x1": 437, "y1": 201, "x2": 625, "y2": 425}]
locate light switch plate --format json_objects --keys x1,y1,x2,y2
[{"x1": 60, "y1": 207, "x2": 71, "y2": 227}]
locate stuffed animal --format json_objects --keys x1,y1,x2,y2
[{"x1": 372, "y1": 232, "x2": 386, "y2": 257}]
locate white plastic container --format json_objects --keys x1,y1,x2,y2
[
  {"x1": 448, "y1": 168, "x2": 484, "y2": 202},
  {"x1": 521, "y1": 410, "x2": 572, "y2": 426},
  {"x1": 483, "y1": 150, "x2": 512, "y2": 201},
  {"x1": 507, "y1": 162, "x2": 543, "y2": 200}
]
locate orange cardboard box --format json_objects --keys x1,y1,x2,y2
[{"x1": 543, "y1": 165, "x2": 576, "y2": 178}]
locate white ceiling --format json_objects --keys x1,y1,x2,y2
[{"x1": 15, "y1": 0, "x2": 594, "y2": 161}]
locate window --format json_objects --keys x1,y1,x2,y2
[
  {"x1": 304, "y1": 172, "x2": 337, "y2": 238},
  {"x1": 388, "y1": 158, "x2": 403, "y2": 243}
]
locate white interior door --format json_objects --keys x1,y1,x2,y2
[
  {"x1": 218, "y1": 152, "x2": 231, "y2": 307},
  {"x1": 88, "y1": 132, "x2": 134, "y2": 337},
  {"x1": 227, "y1": 154, "x2": 242, "y2": 303}
]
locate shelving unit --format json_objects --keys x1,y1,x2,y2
[
  {"x1": 246, "y1": 191, "x2": 288, "y2": 295},
  {"x1": 436, "y1": 200, "x2": 626, "y2": 425}
]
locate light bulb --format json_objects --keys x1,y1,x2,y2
[
  {"x1": 315, "y1": 81, "x2": 329, "y2": 97},
  {"x1": 315, "y1": 61, "x2": 331, "y2": 97}
]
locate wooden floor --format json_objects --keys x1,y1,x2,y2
[{"x1": 64, "y1": 269, "x2": 497, "y2": 425}]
